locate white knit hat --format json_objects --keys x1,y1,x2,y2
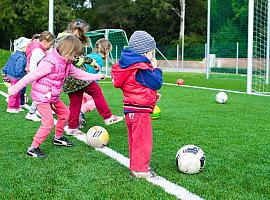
[
  {"x1": 128, "y1": 31, "x2": 156, "y2": 54},
  {"x1": 14, "y1": 37, "x2": 31, "y2": 50}
]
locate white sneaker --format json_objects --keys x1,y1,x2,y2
[
  {"x1": 66, "y1": 128, "x2": 84, "y2": 136},
  {"x1": 35, "y1": 110, "x2": 40, "y2": 117},
  {"x1": 25, "y1": 113, "x2": 41, "y2": 122},
  {"x1": 6, "y1": 108, "x2": 19, "y2": 113},
  {"x1": 104, "y1": 115, "x2": 124, "y2": 125},
  {"x1": 130, "y1": 170, "x2": 157, "y2": 179}
]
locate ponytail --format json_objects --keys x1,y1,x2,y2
[{"x1": 31, "y1": 31, "x2": 54, "y2": 42}]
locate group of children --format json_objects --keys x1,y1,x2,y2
[{"x1": 3, "y1": 19, "x2": 163, "y2": 179}]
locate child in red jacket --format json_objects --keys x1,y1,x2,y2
[{"x1": 111, "y1": 31, "x2": 162, "y2": 179}]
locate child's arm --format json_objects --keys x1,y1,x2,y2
[
  {"x1": 68, "y1": 64, "x2": 105, "y2": 81},
  {"x1": 2, "y1": 57, "x2": 10, "y2": 75},
  {"x1": 29, "y1": 49, "x2": 45, "y2": 71},
  {"x1": 8, "y1": 62, "x2": 52, "y2": 95},
  {"x1": 135, "y1": 68, "x2": 163, "y2": 90}
]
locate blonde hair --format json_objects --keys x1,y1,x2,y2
[
  {"x1": 56, "y1": 35, "x2": 83, "y2": 61},
  {"x1": 32, "y1": 31, "x2": 54, "y2": 42},
  {"x1": 93, "y1": 38, "x2": 112, "y2": 59},
  {"x1": 67, "y1": 19, "x2": 89, "y2": 45}
]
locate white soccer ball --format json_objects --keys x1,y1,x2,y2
[
  {"x1": 176, "y1": 145, "x2": 206, "y2": 174},
  {"x1": 86, "y1": 126, "x2": 109, "y2": 148},
  {"x1": 215, "y1": 92, "x2": 228, "y2": 104}
]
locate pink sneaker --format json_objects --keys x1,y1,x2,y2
[
  {"x1": 66, "y1": 128, "x2": 84, "y2": 136},
  {"x1": 104, "y1": 115, "x2": 124, "y2": 125}
]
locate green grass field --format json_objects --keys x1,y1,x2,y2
[{"x1": 0, "y1": 49, "x2": 270, "y2": 199}]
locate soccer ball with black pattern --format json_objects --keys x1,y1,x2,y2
[
  {"x1": 176, "y1": 145, "x2": 206, "y2": 174},
  {"x1": 215, "y1": 92, "x2": 228, "y2": 104},
  {"x1": 86, "y1": 126, "x2": 109, "y2": 148}
]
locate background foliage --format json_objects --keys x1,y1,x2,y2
[{"x1": 0, "y1": 0, "x2": 249, "y2": 59}]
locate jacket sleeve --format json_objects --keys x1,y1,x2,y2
[
  {"x1": 2, "y1": 64, "x2": 7, "y2": 75},
  {"x1": 135, "y1": 68, "x2": 163, "y2": 90},
  {"x1": 68, "y1": 64, "x2": 102, "y2": 81},
  {"x1": 15, "y1": 57, "x2": 26, "y2": 79},
  {"x1": 9, "y1": 62, "x2": 52, "y2": 95},
  {"x1": 29, "y1": 49, "x2": 45, "y2": 71},
  {"x1": 2, "y1": 57, "x2": 11, "y2": 75}
]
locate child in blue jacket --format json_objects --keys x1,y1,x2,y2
[{"x1": 2, "y1": 37, "x2": 30, "y2": 113}]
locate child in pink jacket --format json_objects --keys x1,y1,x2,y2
[{"x1": 8, "y1": 35, "x2": 105, "y2": 158}]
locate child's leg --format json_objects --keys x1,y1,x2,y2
[
  {"x1": 31, "y1": 103, "x2": 54, "y2": 148},
  {"x1": 52, "y1": 99, "x2": 70, "y2": 138},
  {"x1": 125, "y1": 112, "x2": 152, "y2": 172},
  {"x1": 81, "y1": 97, "x2": 96, "y2": 114},
  {"x1": 84, "y1": 82, "x2": 112, "y2": 119},
  {"x1": 20, "y1": 87, "x2": 26, "y2": 106},
  {"x1": 8, "y1": 79, "x2": 20, "y2": 109},
  {"x1": 68, "y1": 90, "x2": 84, "y2": 129}
]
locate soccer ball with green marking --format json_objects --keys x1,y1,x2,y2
[
  {"x1": 215, "y1": 92, "x2": 228, "y2": 104},
  {"x1": 86, "y1": 126, "x2": 109, "y2": 148},
  {"x1": 176, "y1": 145, "x2": 206, "y2": 174}
]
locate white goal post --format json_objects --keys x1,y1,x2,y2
[{"x1": 247, "y1": 0, "x2": 270, "y2": 95}]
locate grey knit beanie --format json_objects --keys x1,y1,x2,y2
[{"x1": 128, "y1": 31, "x2": 156, "y2": 55}]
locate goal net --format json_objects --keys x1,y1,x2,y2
[
  {"x1": 207, "y1": 0, "x2": 248, "y2": 80},
  {"x1": 247, "y1": 0, "x2": 270, "y2": 95},
  {"x1": 85, "y1": 29, "x2": 128, "y2": 76}
]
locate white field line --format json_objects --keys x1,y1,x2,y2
[
  {"x1": 162, "y1": 83, "x2": 246, "y2": 94},
  {"x1": 100, "y1": 80, "x2": 270, "y2": 97},
  {"x1": 163, "y1": 83, "x2": 270, "y2": 97},
  {"x1": 0, "y1": 90, "x2": 203, "y2": 200}
]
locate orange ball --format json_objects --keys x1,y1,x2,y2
[{"x1": 176, "y1": 79, "x2": 184, "y2": 85}]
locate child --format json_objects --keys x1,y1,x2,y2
[
  {"x1": 111, "y1": 31, "x2": 163, "y2": 179},
  {"x1": 8, "y1": 35, "x2": 105, "y2": 158},
  {"x1": 57, "y1": 19, "x2": 96, "y2": 68},
  {"x1": 25, "y1": 31, "x2": 54, "y2": 122},
  {"x1": 78, "y1": 38, "x2": 113, "y2": 128},
  {"x1": 2, "y1": 37, "x2": 30, "y2": 113},
  {"x1": 62, "y1": 21, "x2": 123, "y2": 135}
]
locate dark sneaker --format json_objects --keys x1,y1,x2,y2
[
  {"x1": 78, "y1": 112, "x2": 86, "y2": 128},
  {"x1": 27, "y1": 147, "x2": 47, "y2": 158},
  {"x1": 53, "y1": 136, "x2": 74, "y2": 147}
]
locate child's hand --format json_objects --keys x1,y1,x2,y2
[
  {"x1": 156, "y1": 93, "x2": 161, "y2": 101},
  {"x1": 100, "y1": 74, "x2": 106, "y2": 80},
  {"x1": 151, "y1": 58, "x2": 158, "y2": 68},
  {"x1": 8, "y1": 86, "x2": 15, "y2": 96}
]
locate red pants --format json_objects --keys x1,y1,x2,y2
[
  {"x1": 32, "y1": 99, "x2": 70, "y2": 147},
  {"x1": 125, "y1": 112, "x2": 152, "y2": 172},
  {"x1": 68, "y1": 81, "x2": 112, "y2": 129},
  {"x1": 8, "y1": 79, "x2": 20, "y2": 109}
]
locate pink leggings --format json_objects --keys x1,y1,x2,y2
[
  {"x1": 8, "y1": 79, "x2": 20, "y2": 109},
  {"x1": 125, "y1": 112, "x2": 152, "y2": 172},
  {"x1": 31, "y1": 99, "x2": 69, "y2": 148}
]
